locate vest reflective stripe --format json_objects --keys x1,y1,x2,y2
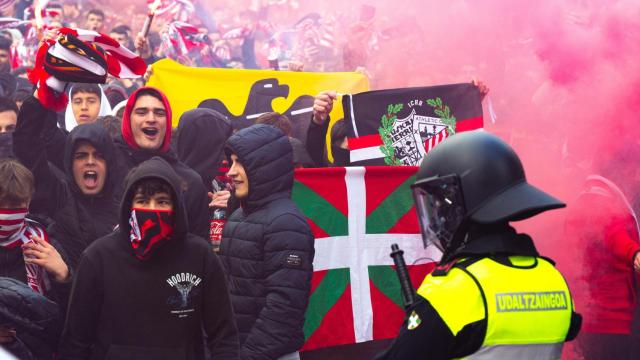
[
  {"x1": 465, "y1": 343, "x2": 563, "y2": 360},
  {"x1": 418, "y1": 256, "x2": 572, "y2": 358}
]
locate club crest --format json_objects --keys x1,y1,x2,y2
[{"x1": 379, "y1": 98, "x2": 455, "y2": 166}]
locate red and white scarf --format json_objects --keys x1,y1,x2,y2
[
  {"x1": 0, "y1": 210, "x2": 50, "y2": 295},
  {"x1": 28, "y1": 27, "x2": 147, "y2": 111}
]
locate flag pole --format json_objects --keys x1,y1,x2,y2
[{"x1": 142, "y1": 0, "x2": 162, "y2": 38}]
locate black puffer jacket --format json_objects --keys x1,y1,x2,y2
[
  {"x1": 0, "y1": 277, "x2": 62, "y2": 360},
  {"x1": 13, "y1": 96, "x2": 120, "y2": 270},
  {"x1": 220, "y1": 124, "x2": 315, "y2": 359}
]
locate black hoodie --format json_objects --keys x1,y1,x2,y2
[
  {"x1": 13, "y1": 96, "x2": 120, "y2": 270},
  {"x1": 60, "y1": 157, "x2": 239, "y2": 360},
  {"x1": 176, "y1": 108, "x2": 233, "y2": 191},
  {"x1": 220, "y1": 124, "x2": 314, "y2": 359}
]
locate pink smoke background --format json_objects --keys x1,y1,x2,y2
[
  {"x1": 233, "y1": 0, "x2": 640, "y2": 291},
  {"x1": 48, "y1": 0, "x2": 640, "y2": 355},
  {"x1": 265, "y1": 1, "x2": 640, "y2": 355},
  {"x1": 345, "y1": 1, "x2": 640, "y2": 356},
  {"x1": 195, "y1": 0, "x2": 635, "y2": 333}
]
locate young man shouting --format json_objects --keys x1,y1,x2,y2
[
  {"x1": 14, "y1": 93, "x2": 120, "y2": 270},
  {"x1": 117, "y1": 86, "x2": 210, "y2": 239},
  {"x1": 60, "y1": 157, "x2": 238, "y2": 359}
]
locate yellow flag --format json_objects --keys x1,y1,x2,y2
[{"x1": 147, "y1": 59, "x2": 369, "y2": 161}]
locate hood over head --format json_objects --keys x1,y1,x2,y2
[
  {"x1": 102, "y1": 83, "x2": 128, "y2": 108},
  {"x1": 119, "y1": 156, "x2": 188, "y2": 239},
  {"x1": 64, "y1": 84, "x2": 112, "y2": 131},
  {"x1": 177, "y1": 108, "x2": 232, "y2": 188},
  {"x1": 121, "y1": 86, "x2": 173, "y2": 154},
  {"x1": 63, "y1": 123, "x2": 117, "y2": 197},
  {"x1": 289, "y1": 137, "x2": 314, "y2": 168},
  {"x1": 225, "y1": 124, "x2": 293, "y2": 210}
]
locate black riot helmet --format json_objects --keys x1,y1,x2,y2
[{"x1": 411, "y1": 131, "x2": 565, "y2": 258}]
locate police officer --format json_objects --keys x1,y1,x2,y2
[{"x1": 377, "y1": 131, "x2": 581, "y2": 359}]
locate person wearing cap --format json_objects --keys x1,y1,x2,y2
[{"x1": 377, "y1": 131, "x2": 581, "y2": 359}]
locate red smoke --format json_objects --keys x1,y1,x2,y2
[
  {"x1": 198, "y1": 2, "x2": 640, "y2": 339},
  {"x1": 84, "y1": 0, "x2": 640, "y2": 355}
]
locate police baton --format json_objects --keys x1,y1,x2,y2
[{"x1": 390, "y1": 244, "x2": 417, "y2": 311}]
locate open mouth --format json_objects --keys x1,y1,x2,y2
[
  {"x1": 83, "y1": 171, "x2": 99, "y2": 188},
  {"x1": 142, "y1": 128, "x2": 159, "y2": 137},
  {"x1": 78, "y1": 115, "x2": 91, "y2": 123}
]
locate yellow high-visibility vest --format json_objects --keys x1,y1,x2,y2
[{"x1": 417, "y1": 256, "x2": 573, "y2": 359}]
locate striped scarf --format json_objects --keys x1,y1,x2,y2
[{"x1": 0, "y1": 211, "x2": 49, "y2": 295}]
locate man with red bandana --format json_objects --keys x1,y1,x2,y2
[
  {"x1": 115, "y1": 87, "x2": 210, "y2": 239},
  {"x1": 60, "y1": 157, "x2": 239, "y2": 359}
]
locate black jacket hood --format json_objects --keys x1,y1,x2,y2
[
  {"x1": 63, "y1": 123, "x2": 117, "y2": 198},
  {"x1": 177, "y1": 108, "x2": 232, "y2": 190},
  {"x1": 118, "y1": 156, "x2": 189, "y2": 240},
  {"x1": 225, "y1": 124, "x2": 293, "y2": 212},
  {"x1": 289, "y1": 137, "x2": 314, "y2": 167}
]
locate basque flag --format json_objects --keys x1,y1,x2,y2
[{"x1": 343, "y1": 83, "x2": 483, "y2": 166}]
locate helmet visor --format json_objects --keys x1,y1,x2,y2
[{"x1": 412, "y1": 174, "x2": 466, "y2": 250}]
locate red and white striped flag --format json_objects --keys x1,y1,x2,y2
[
  {"x1": 147, "y1": 0, "x2": 194, "y2": 22},
  {"x1": 425, "y1": 128, "x2": 449, "y2": 155},
  {"x1": 163, "y1": 21, "x2": 204, "y2": 58}
]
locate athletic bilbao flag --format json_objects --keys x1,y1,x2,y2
[{"x1": 343, "y1": 83, "x2": 483, "y2": 166}]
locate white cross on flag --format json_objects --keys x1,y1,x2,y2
[{"x1": 292, "y1": 166, "x2": 441, "y2": 350}]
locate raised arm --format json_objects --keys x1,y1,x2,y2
[{"x1": 13, "y1": 95, "x2": 69, "y2": 216}]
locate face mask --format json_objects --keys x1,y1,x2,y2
[
  {"x1": 129, "y1": 208, "x2": 174, "y2": 260},
  {"x1": 0, "y1": 208, "x2": 28, "y2": 246},
  {"x1": 332, "y1": 146, "x2": 351, "y2": 167},
  {"x1": 0, "y1": 132, "x2": 13, "y2": 159}
]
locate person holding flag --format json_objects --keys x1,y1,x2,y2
[
  {"x1": 14, "y1": 26, "x2": 146, "y2": 269},
  {"x1": 22, "y1": 25, "x2": 209, "y2": 240}
]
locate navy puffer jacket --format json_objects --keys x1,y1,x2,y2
[
  {"x1": 220, "y1": 125, "x2": 314, "y2": 360},
  {"x1": 0, "y1": 277, "x2": 62, "y2": 359}
]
